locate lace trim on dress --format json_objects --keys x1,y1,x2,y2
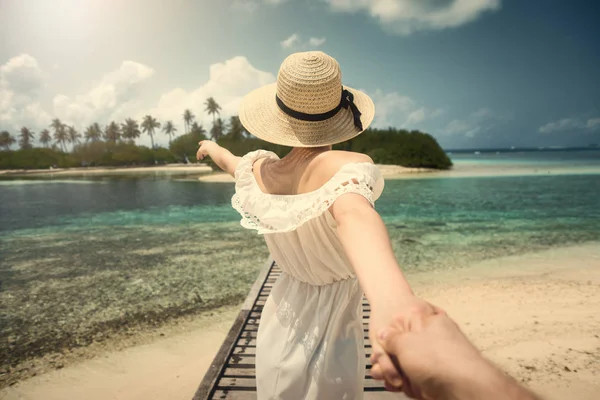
[{"x1": 231, "y1": 150, "x2": 385, "y2": 234}]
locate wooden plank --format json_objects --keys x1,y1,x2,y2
[
  {"x1": 232, "y1": 346, "x2": 256, "y2": 355},
  {"x1": 196, "y1": 258, "x2": 397, "y2": 399},
  {"x1": 192, "y1": 259, "x2": 275, "y2": 400},
  {"x1": 221, "y1": 367, "x2": 382, "y2": 381},
  {"x1": 210, "y1": 391, "x2": 257, "y2": 400},
  {"x1": 222, "y1": 367, "x2": 258, "y2": 377},
  {"x1": 192, "y1": 310, "x2": 249, "y2": 400},
  {"x1": 234, "y1": 335, "x2": 372, "y2": 348},
  {"x1": 241, "y1": 259, "x2": 276, "y2": 311},
  {"x1": 217, "y1": 377, "x2": 388, "y2": 390}
]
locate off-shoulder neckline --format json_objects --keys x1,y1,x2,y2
[{"x1": 242, "y1": 150, "x2": 379, "y2": 199}]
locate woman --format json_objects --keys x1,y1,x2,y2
[{"x1": 197, "y1": 51, "x2": 431, "y2": 399}]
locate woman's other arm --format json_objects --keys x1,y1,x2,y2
[{"x1": 330, "y1": 193, "x2": 414, "y2": 305}]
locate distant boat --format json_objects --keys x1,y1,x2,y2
[
  {"x1": 510, "y1": 146, "x2": 516, "y2": 150},
  {"x1": 474, "y1": 151, "x2": 481, "y2": 155}
]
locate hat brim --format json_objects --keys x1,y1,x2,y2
[{"x1": 239, "y1": 83, "x2": 375, "y2": 147}]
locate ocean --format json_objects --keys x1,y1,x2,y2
[{"x1": 1, "y1": 149, "x2": 599, "y2": 369}]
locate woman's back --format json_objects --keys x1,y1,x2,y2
[{"x1": 232, "y1": 149, "x2": 384, "y2": 399}]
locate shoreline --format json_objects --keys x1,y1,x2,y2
[
  {"x1": 2, "y1": 162, "x2": 599, "y2": 182},
  {"x1": 1, "y1": 243, "x2": 598, "y2": 400},
  {"x1": 0, "y1": 163, "x2": 434, "y2": 179},
  {"x1": 0, "y1": 164, "x2": 213, "y2": 176},
  {"x1": 197, "y1": 164, "x2": 440, "y2": 182},
  {"x1": 197, "y1": 162, "x2": 600, "y2": 182}
]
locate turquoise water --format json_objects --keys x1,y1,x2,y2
[{"x1": 1, "y1": 150, "x2": 599, "y2": 369}]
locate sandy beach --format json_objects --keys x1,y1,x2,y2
[
  {"x1": 0, "y1": 164, "x2": 213, "y2": 177},
  {"x1": 197, "y1": 162, "x2": 600, "y2": 182},
  {"x1": 1, "y1": 244, "x2": 598, "y2": 400},
  {"x1": 196, "y1": 164, "x2": 437, "y2": 183},
  {"x1": 2, "y1": 159, "x2": 598, "y2": 182}
]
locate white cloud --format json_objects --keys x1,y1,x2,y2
[
  {"x1": 539, "y1": 116, "x2": 600, "y2": 133},
  {"x1": 368, "y1": 89, "x2": 414, "y2": 128},
  {"x1": 0, "y1": 54, "x2": 52, "y2": 132},
  {"x1": 52, "y1": 61, "x2": 154, "y2": 128},
  {"x1": 231, "y1": 0, "x2": 286, "y2": 12},
  {"x1": 281, "y1": 34, "x2": 327, "y2": 50},
  {"x1": 326, "y1": 0, "x2": 501, "y2": 35},
  {"x1": 281, "y1": 34, "x2": 300, "y2": 49},
  {"x1": 406, "y1": 107, "x2": 426, "y2": 124},
  {"x1": 367, "y1": 89, "x2": 445, "y2": 129},
  {"x1": 139, "y1": 56, "x2": 275, "y2": 147},
  {"x1": 587, "y1": 118, "x2": 600, "y2": 129},
  {"x1": 442, "y1": 107, "x2": 507, "y2": 138},
  {"x1": 309, "y1": 37, "x2": 327, "y2": 47},
  {"x1": 429, "y1": 108, "x2": 446, "y2": 118},
  {"x1": 445, "y1": 119, "x2": 471, "y2": 135},
  {"x1": 1, "y1": 54, "x2": 44, "y2": 95},
  {"x1": 231, "y1": 0, "x2": 260, "y2": 12},
  {"x1": 0, "y1": 54, "x2": 275, "y2": 148},
  {"x1": 538, "y1": 118, "x2": 582, "y2": 133}
]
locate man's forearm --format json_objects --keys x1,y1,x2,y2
[{"x1": 449, "y1": 359, "x2": 543, "y2": 400}]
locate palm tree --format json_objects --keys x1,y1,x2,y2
[
  {"x1": 205, "y1": 97, "x2": 222, "y2": 126},
  {"x1": 39, "y1": 129, "x2": 52, "y2": 148},
  {"x1": 121, "y1": 118, "x2": 141, "y2": 143},
  {"x1": 162, "y1": 120, "x2": 177, "y2": 145},
  {"x1": 19, "y1": 127, "x2": 35, "y2": 149},
  {"x1": 67, "y1": 126, "x2": 81, "y2": 151},
  {"x1": 141, "y1": 115, "x2": 160, "y2": 149},
  {"x1": 0, "y1": 130, "x2": 16, "y2": 150},
  {"x1": 190, "y1": 122, "x2": 206, "y2": 135},
  {"x1": 84, "y1": 123, "x2": 103, "y2": 142},
  {"x1": 104, "y1": 121, "x2": 121, "y2": 143},
  {"x1": 226, "y1": 116, "x2": 245, "y2": 141},
  {"x1": 50, "y1": 118, "x2": 67, "y2": 152},
  {"x1": 210, "y1": 118, "x2": 227, "y2": 141},
  {"x1": 183, "y1": 109, "x2": 195, "y2": 134}
]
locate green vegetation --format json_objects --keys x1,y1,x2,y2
[
  {"x1": 211, "y1": 127, "x2": 453, "y2": 170},
  {"x1": 0, "y1": 98, "x2": 451, "y2": 170},
  {"x1": 343, "y1": 128, "x2": 453, "y2": 169}
]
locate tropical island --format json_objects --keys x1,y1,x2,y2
[{"x1": 0, "y1": 98, "x2": 452, "y2": 172}]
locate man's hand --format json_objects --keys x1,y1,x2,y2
[{"x1": 373, "y1": 306, "x2": 542, "y2": 400}]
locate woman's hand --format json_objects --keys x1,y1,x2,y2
[
  {"x1": 196, "y1": 140, "x2": 220, "y2": 161},
  {"x1": 369, "y1": 295, "x2": 440, "y2": 393},
  {"x1": 196, "y1": 141, "x2": 242, "y2": 177}
]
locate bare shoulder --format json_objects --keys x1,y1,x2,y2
[
  {"x1": 321, "y1": 150, "x2": 373, "y2": 165},
  {"x1": 305, "y1": 150, "x2": 374, "y2": 187}
]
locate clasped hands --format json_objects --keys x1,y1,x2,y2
[{"x1": 369, "y1": 295, "x2": 485, "y2": 400}]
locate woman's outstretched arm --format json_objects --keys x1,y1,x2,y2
[{"x1": 196, "y1": 141, "x2": 241, "y2": 177}]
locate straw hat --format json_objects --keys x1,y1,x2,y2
[{"x1": 239, "y1": 51, "x2": 375, "y2": 147}]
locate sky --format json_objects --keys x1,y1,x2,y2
[{"x1": 1, "y1": 0, "x2": 599, "y2": 150}]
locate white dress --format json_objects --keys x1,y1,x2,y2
[{"x1": 232, "y1": 150, "x2": 385, "y2": 400}]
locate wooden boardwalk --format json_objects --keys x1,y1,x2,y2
[{"x1": 193, "y1": 259, "x2": 401, "y2": 399}]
